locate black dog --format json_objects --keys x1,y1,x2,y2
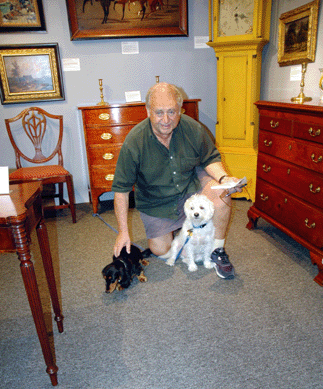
[{"x1": 102, "y1": 245, "x2": 149, "y2": 293}]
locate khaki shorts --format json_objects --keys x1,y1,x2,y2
[{"x1": 139, "y1": 167, "x2": 213, "y2": 239}]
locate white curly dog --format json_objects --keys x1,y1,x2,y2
[{"x1": 161, "y1": 194, "x2": 216, "y2": 272}]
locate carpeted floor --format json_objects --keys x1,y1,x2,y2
[{"x1": 0, "y1": 199, "x2": 322, "y2": 389}]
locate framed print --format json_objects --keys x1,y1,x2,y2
[
  {"x1": 0, "y1": 43, "x2": 65, "y2": 105},
  {"x1": 65, "y1": 0, "x2": 188, "y2": 40},
  {"x1": 0, "y1": 0, "x2": 46, "y2": 33},
  {"x1": 278, "y1": 0, "x2": 320, "y2": 67}
]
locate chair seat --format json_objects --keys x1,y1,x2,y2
[{"x1": 10, "y1": 165, "x2": 70, "y2": 180}]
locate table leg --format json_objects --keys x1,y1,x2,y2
[
  {"x1": 10, "y1": 218, "x2": 59, "y2": 386},
  {"x1": 36, "y1": 218, "x2": 64, "y2": 333}
]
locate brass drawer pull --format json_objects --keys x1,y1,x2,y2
[
  {"x1": 308, "y1": 128, "x2": 321, "y2": 137},
  {"x1": 262, "y1": 164, "x2": 271, "y2": 173},
  {"x1": 105, "y1": 174, "x2": 114, "y2": 181},
  {"x1": 99, "y1": 113, "x2": 110, "y2": 120},
  {"x1": 309, "y1": 184, "x2": 321, "y2": 193},
  {"x1": 311, "y1": 153, "x2": 323, "y2": 163},
  {"x1": 264, "y1": 140, "x2": 272, "y2": 147},
  {"x1": 103, "y1": 153, "x2": 114, "y2": 160},
  {"x1": 305, "y1": 218, "x2": 316, "y2": 229},
  {"x1": 270, "y1": 120, "x2": 279, "y2": 128},
  {"x1": 260, "y1": 193, "x2": 268, "y2": 201},
  {"x1": 101, "y1": 132, "x2": 112, "y2": 140}
]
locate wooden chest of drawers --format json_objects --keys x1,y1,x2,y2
[
  {"x1": 79, "y1": 100, "x2": 201, "y2": 213},
  {"x1": 247, "y1": 100, "x2": 323, "y2": 286}
]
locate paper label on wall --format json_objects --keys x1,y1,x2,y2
[
  {"x1": 194, "y1": 36, "x2": 210, "y2": 49},
  {"x1": 290, "y1": 65, "x2": 302, "y2": 81},
  {"x1": 122, "y1": 41, "x2": 139, "y2": 54},
  {"x1": 0, "y1": 166, "x2": 10, "y2": 194},
  {"x1": 125, "y1": 91, "x2": 142, "y2": 102},
  {"x1": 62, "y1": 58, "x2": 81, "y2": 71}
]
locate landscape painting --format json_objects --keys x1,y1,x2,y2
[{"x1": 0, "y1": 44, "x2": 64, "y2": 104}]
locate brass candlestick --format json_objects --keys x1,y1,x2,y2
[
  {"x1": 97, "y1": 79, "x2": 108, "y2": 106},
  {"x1": 155, "y1": 76, "x2": 160, "y2": 83},
  {"x1": 291, "y1": 63, "x2": 312, "y2": 104}
]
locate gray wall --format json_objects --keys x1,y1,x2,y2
[{"x1": 0, "y1": 0, "x2": 322, "y2": 204}]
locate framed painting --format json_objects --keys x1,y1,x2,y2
[
  {"x1": 0, "y1": 0, "x2": 46, "y2": 33},
  {"x1": 0, "y1": 43, "x2": 65, "y2": 105},
  {"x1": 278, "y1": 0, "x2": 320, "y2": 67},
  {"x1": 65, "y1": 0, "x2": 188, "y2": 40}
]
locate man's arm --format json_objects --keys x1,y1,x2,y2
[
  {"x1": 113, "y1": 191, "x2": 131, "y2": 257},
  {"x1": 204, "y1": 161, "x2": 236, "y2": 183}
]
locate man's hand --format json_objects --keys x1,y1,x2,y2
[{"x1": 114, "y1": 232, "x2": 131, "y2": 257}]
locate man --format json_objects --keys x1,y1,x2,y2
[{"x1": 112, "y1": 83, "x2": 241, "y2": 279}]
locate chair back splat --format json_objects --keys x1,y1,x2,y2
[{"x1": 5, "y1": 107, "x2": 76, "y2": 223}]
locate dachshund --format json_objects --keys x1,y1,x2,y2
[{"x1": 102, "y1": 245, "x2": 149, "y2": 293}]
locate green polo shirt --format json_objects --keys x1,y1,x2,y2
[{"x1": 111, "y1": 114, "x2": 221, "y2": 219}]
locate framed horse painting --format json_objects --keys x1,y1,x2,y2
[{"x1": 65, "y1": 0, "x2": 188, "y2": 40}]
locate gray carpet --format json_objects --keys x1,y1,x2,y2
[{"x1": 0, "y1": 199, "x2": 322, "y2": 389}]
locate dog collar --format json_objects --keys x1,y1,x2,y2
[{"x1": 190, "y1": 223, "x2": 207, "y2": 230}]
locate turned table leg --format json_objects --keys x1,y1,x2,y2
[
  {"x1": 36, "y1": 218, "x2": 64, "y2": 333},
  {"x1": 11, "y1": 218, "x2": 59, "y2": 386}
]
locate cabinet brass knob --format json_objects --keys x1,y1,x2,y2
[
  {"x1": 101, "y1": 132, "x2": 112, "y2": 140},
  {"x1": 305, "y1": 218, "x2": 316, "y2": 229},
  {"x1": 309, "y1": 184, "x2": 321, "y2": 193},
  {"x1": 311, "y1": 154, "x2": 323, "y2": 163},
  {"x1": 262, "y1": 164, "x2": 271, "y2": 172},
  {"x1": 264, "y1": 140, "x2": 272, "y2": 147},
  {"x1": 99, "y1": 113, "x2": 110, "y2": 120},
  {"x1": 260, "y1": 193, "x2": 268, "y2": 201},
  {"x1": 105, "y1": 174, "x2": 114, "y2": 181},
  {"x1": 270, "y1": 120, "x2": 279, "y2": 128},
  {"x1": 308, "y1": 128, "x2": 321, "y2": 137},
  {"x1": 103, "y1": 153, "x2": 114, "y2": 160}
]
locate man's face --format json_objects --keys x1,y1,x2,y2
[{"x1": 147, "y1": 89, "x2": 181, "y2": 138}]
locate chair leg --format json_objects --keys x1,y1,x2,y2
[
  {"x1": 58, "y1": 183, "x2": 64, "y2": 205},
  {"x1": 66, "y1": 175, "x2": 76, "y2": 223}
]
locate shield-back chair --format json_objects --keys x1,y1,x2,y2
[{"x1": 5, "y1": 107, "x2": 76, "y2": 223}]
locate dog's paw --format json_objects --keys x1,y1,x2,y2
[
  {"x1": 141, "y1": 259, "x2": 150, "y2": 266},
  {"x1": 204, "y1": 260, "x2": 215, "y2": 269},
  {"x1": 166, "y1": 258, "x2": 175, "y2": 266},
  {"x1": 138, "y1": 274, "x2": 147, "y2": 283},
  {"x1": 188, "y1": 263, "x2": 198, "y2": 272}
]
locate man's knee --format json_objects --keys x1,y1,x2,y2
[{"x1": 148, "y1": 233, "x2": 173, "y2": 256}]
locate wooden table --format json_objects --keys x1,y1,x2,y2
[{"x1": 0, "y1": 182, "x2": 64, "y2": 386}]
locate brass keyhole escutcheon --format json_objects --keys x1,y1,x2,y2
[{"x1": 99, "y1": 113, "x2": 110, "y2": 120}]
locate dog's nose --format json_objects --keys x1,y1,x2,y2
[{"x1": 194, "y1": 212, "x2": 199, "y2": 218}]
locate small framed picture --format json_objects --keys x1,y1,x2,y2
[
  {"x1": 278, "y1": 0, "x2": 320, "y2": 67},
  {"x1": 0, "y1": 43, "x2": 65, "y2": 105},
  {"x1": 0, "y1": 0, "x2": 46, "y2": 33}
]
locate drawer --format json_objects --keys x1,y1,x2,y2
[
  {"x1": 259, "y1": 115, "x2": 291, "y2": 136},
  {"x1": 82, "y1": 106, "x2": 147, "y2": 126},
  {"x1": 294, "y1": 121, "x2": 323, "y2": 145},
  {"x1": 257, "y1": 153, "x2": 323, "y2": 209},
  {"x1": 89, "y1": 166, "x2": 115, "y2": 190},
  {"x1": 87, "y1": 146, "x2": 121, "y2": 166},
  {"x1": 255, "y1": 179, "x2": 323, "y2": 248},
  {"x1": 84, "y1": 125, "x2": 132, "y2": 145},
  {"x1": 259, "y1": 130, "x2": 323, "y2": 173}
]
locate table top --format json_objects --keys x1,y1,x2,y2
[{"x1": 0, "y1": 182, "x2": 42, "y2": 221}]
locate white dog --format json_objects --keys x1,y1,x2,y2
[{"x1": 161, "y1": 194, "x2": 216, "y2": 272}]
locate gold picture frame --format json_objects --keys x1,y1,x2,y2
[
  {"x1": 278, "y1": 0, "x2": 320, "y2": 67},
  {"x1": 0, "y1": 43, "x2": 64, "y2": 105},
  {"x1": 0, "y1": 0, "x2": 46, "y2": 32}
]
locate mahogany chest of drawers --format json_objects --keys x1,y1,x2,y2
[
  {"x1": 247, "y1": 100, "x2": 323, "y2": 286},
  {"x1": 78, "y1": 100, "x2": 201, "y2": 213}
]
